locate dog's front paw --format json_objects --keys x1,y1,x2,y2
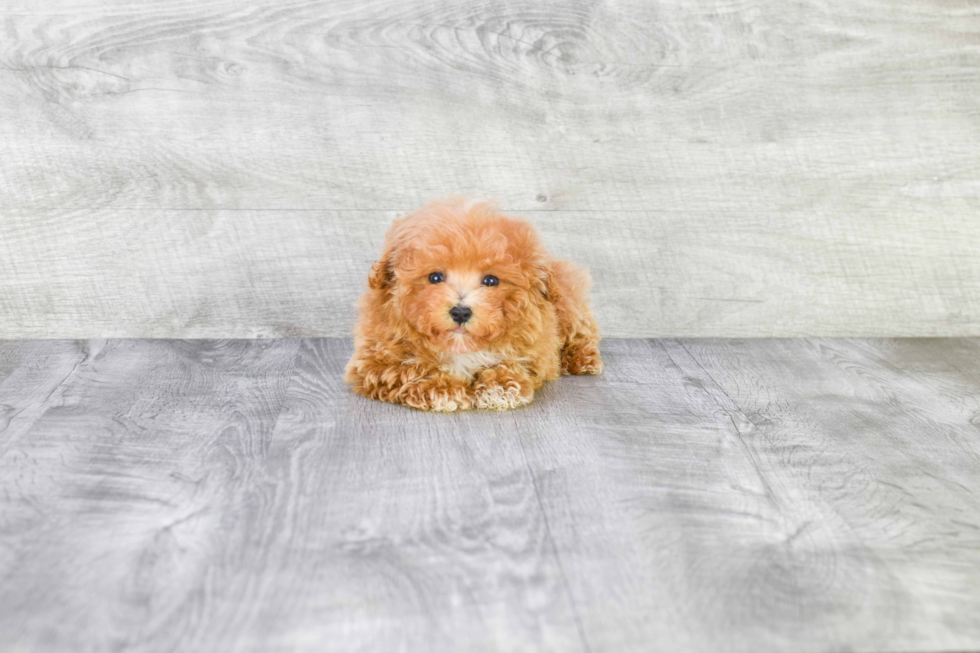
[
  {"x1": 474, "y1": 367, "x2": 534, "y2": 411},
  {"x1": 474, "y1": 384, "x2": 531, "y2": 411},
  {"x1": 402, "y1": 380, "x2": 473, "y2": 412}
]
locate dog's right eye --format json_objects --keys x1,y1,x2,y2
[{"x1": 428, "y1": 272, "x2": 445, "y2": 284}]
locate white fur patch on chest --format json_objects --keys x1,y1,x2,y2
[{"x1": 441, "y1": 350, "x2": 505, "y2": 379}]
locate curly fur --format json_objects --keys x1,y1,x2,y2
[{"x1": 344, "y1": 197, "x2": 603, "y2": 411}]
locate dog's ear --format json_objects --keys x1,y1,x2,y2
[
  {"x1": 367, "y1": 250, "x2": 394, "y2": 290},
  {"x1": 537, "y1": 262, "x2": 562, "y2": 304}
]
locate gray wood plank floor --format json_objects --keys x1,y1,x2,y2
[{"x1": 1, "y1": 338, "x2": 979, "y2": 653}]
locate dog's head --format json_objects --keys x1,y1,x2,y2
[{"x1": 366, "y1": 199, "x2": 554, "y2": 354}]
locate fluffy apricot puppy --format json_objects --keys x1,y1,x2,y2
[{"x1": 344, "y1": 198, "x2": 602, "y2": 411}]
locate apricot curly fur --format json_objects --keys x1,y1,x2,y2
[{"x1": 344, "y1": 197, "x2": 603, "y2": 411}]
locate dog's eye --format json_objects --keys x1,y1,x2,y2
[
  {"x1": 428, "y1": 272, "x2": 445, "y2": 284},
  {"x1": 482, "y1": 275, "x2": 499, "y2": 287}
]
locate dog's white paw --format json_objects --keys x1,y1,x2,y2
[
  {"x1": 402, "y1": 385, "x2": 472, "y2": 412},
  {"x1": 475, "y1": 383, "x2": 532, "y2": 411},
  {"x1": 429, "y1": 394, "x2": 463, "y2": 412}
]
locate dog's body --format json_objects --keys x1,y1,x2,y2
[{"x1": 344, "y1": 198, "x2": 602, "y2": 411}]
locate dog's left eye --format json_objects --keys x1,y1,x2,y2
[
  {"x1": 428, "y1": 272, "x2": 445, "y2": 284},
  {"x1": 482, "y1": 275, "x2": 499, "y2": 287}
]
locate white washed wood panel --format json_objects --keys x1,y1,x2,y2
[{"x1": 1, "y1": 0, "x2": 978, "y2": 336}]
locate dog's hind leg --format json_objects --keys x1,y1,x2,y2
[
  {"x1": 546, "y1": 260, "x2": 604, "y2": 376},
  {"x1": 561, "y1": 329, "x2": 603, "y2": 376}
]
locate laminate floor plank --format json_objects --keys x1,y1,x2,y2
[
  {"x1": 1, "y1": 338, "x2": 979, "y2": 653},
  {"x1": 246, "y1": 338, "x2": 587, "y2": 653},
  {"x1": 0, "y1": 339, "x2": 301, "y2": 653},
  {"x1": 676, "y1": 338, "x2": 980, "y2": 650},
  {"x1": 491, "y1": 339, "x2": 980, "y2": 652},
  {"x1": 0, "y1": 339, "x2": 97, "y2": 447}
]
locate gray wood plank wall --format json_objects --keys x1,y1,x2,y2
[{"x1": 2, "y1": 0, "x2": 978, "y2": 338}]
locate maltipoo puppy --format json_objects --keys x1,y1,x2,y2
[{"x1": 344, "y1": 197, "x2": 602, "y2": 411}]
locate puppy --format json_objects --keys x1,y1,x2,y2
[{"x1": 344, "y1": 197, "x2": 602, "y2": 411}]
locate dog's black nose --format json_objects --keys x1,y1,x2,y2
[{"x1": 449, "y1": 305, "x2": 472, "y2": 325}]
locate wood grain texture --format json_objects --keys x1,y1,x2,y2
[
  {"x1": 497, "y1": 338, "x2": 980, "y2": 652},
  {"x1": 2, "y1": 337, "x2": 980, "y2": 652},
  {"x1": 0, "y1": 338, "x2": 302, "y2": 653},
  {"x1": 240, "y1": 338, "x2": 585, "y2": 652},
  {"x1": 0, "y1": 340, "x2": 92, "y2": 454},
  {"x1": 2, "y1": 0, "x2": 979, "y2": 337}
]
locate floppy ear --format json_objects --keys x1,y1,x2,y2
[
  {"x1": 367, "y1": 250, "x2": 394, "y2": 290},
  {"x1": 537, "y1": 262, "x2": 562, "y2": 304}
]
